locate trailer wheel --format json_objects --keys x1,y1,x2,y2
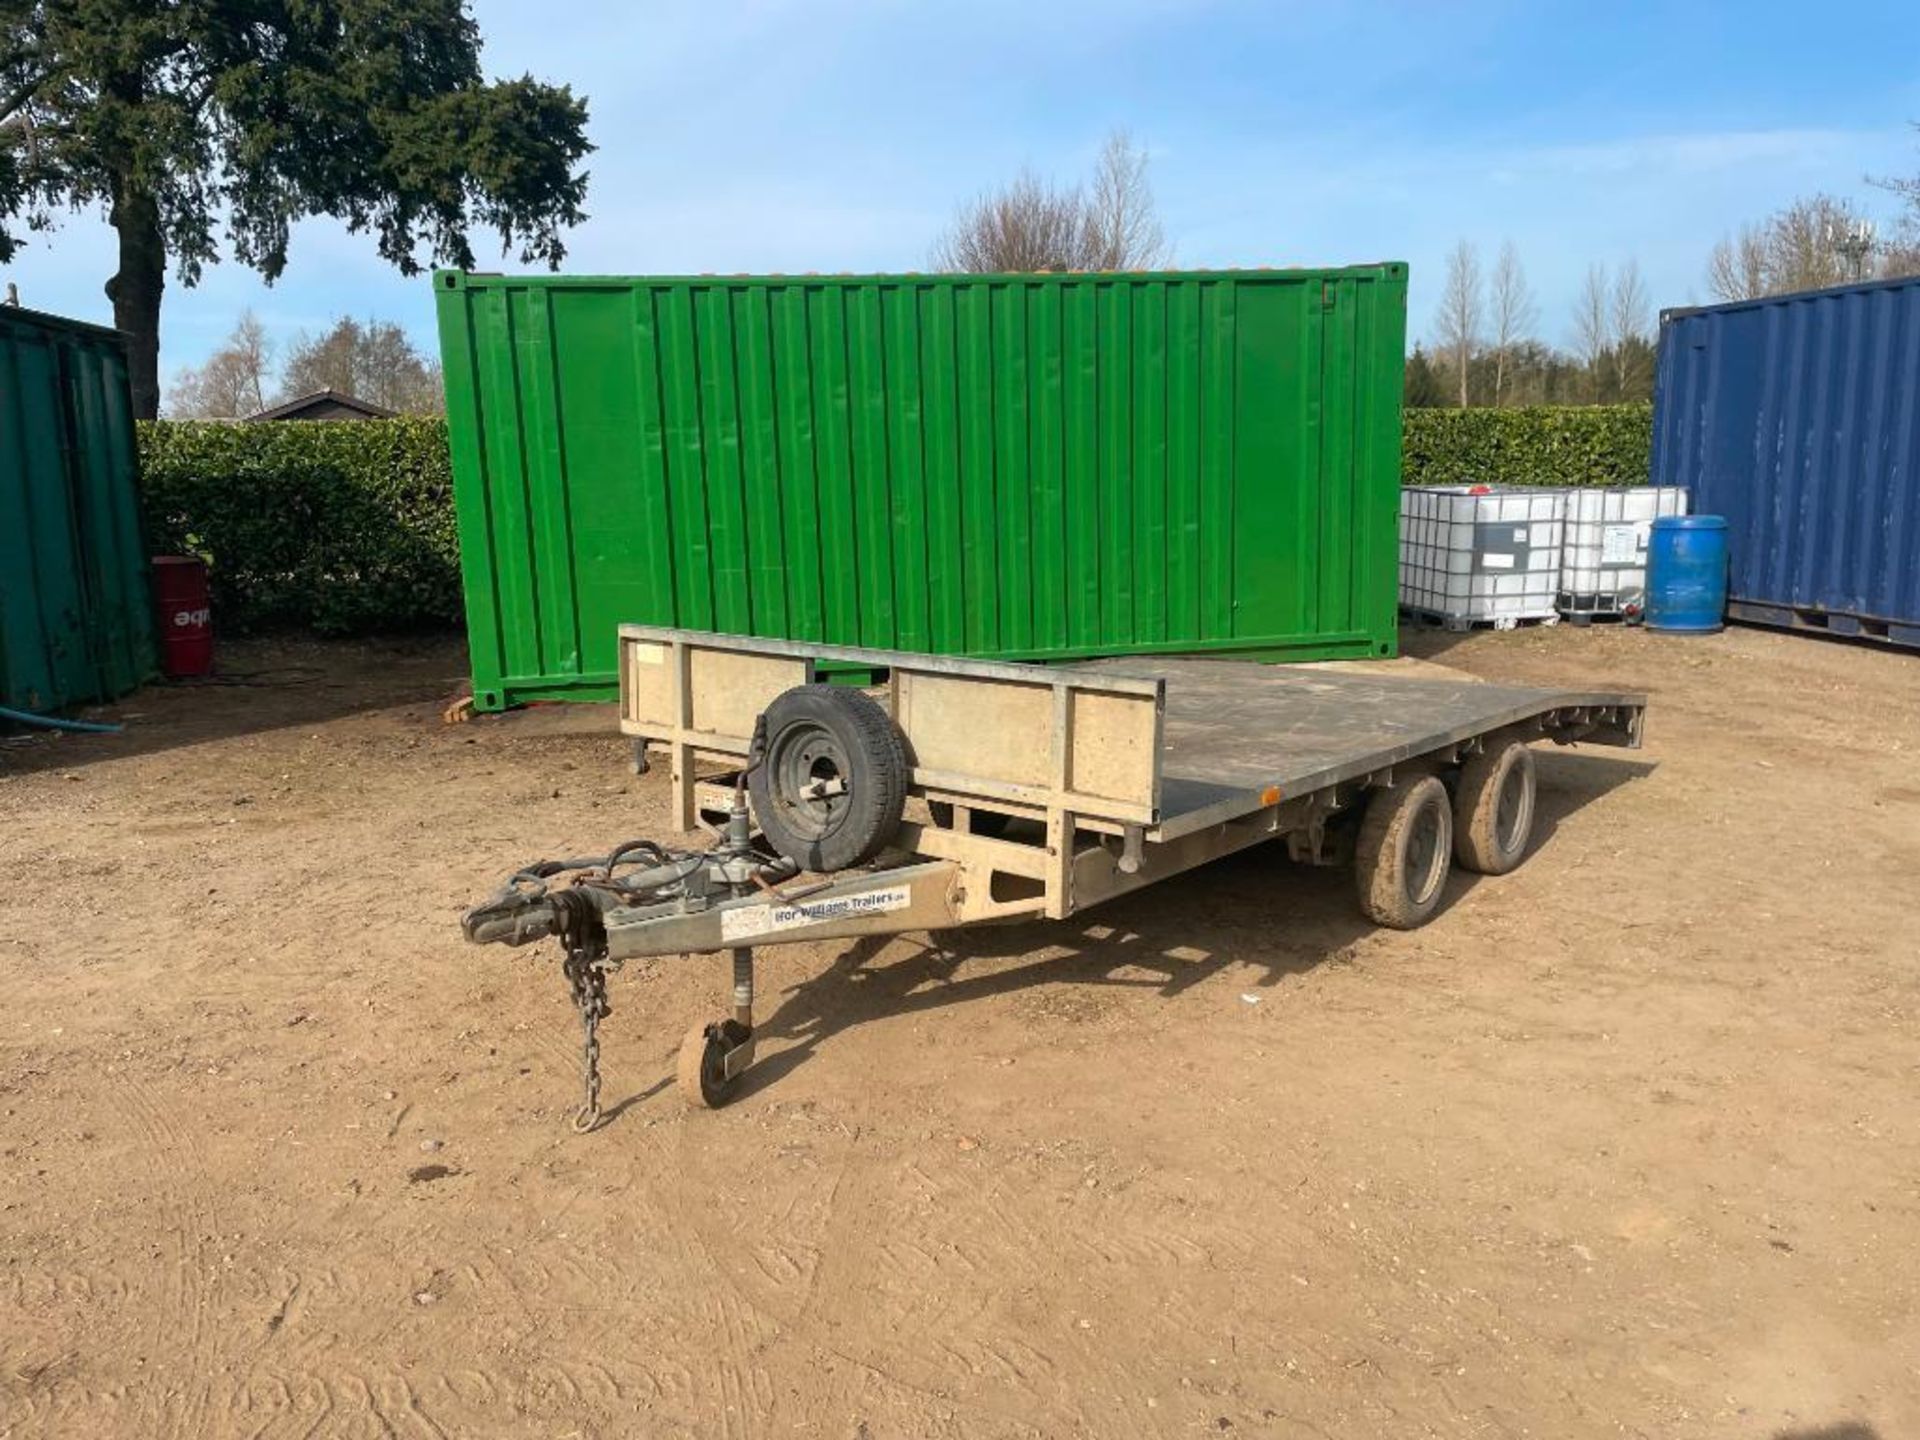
[
  {"x1": 1354, "y1": 776, "x2": 1454, "y2": 929},
  {"x1": 749, "y1": 685, "x2": 908, "y2": 872},
  {"x1": 678, "y1": 1019, "x2": 750, "y2": 1108},
  {"x1": 1453, "y1": 741, "x2": 1536, "y2": 875}
]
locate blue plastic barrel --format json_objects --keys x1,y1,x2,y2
[{"x1": 1647, "y1": 515, "x2": 1728, "y2": 633}]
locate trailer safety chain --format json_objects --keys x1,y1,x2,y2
[
  {"x1": 463, "y1": 727, "x2": 797, "y2": 1130},
  {"x1": 564, "y1": 951, "x2": 611, "y2": 1134},
  {"x1": 553, "y1": 889, "x2": 612, "y2": 1134}
]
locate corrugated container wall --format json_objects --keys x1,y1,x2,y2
[
  {"x1": 436, "y1": 266, "x2": 1408, "y2": 710},
  {"x1": 0, "y1": 304, "x2": 156, "y2": 712},
  {"x1": 1651, "y1": 276, "x2": 1920, "y2": 649}
]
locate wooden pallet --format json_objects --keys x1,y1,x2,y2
[
  {"x1": 1399, "y1": 607, "x2": 1560, "y2": 634},
  {"x1": 1729, "y1": 601, "x2": 1920, "y2": 653},
  {"x1": 1558, "y1": 610, "x2": 1642, "y2": 627}
]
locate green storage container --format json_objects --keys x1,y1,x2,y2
[
  {"x1": 0, "y1": 304, "x2": 156, "y2": 714},
  {"x1": 435, "y1": 265, "x2": 1408, "y2": 711}
]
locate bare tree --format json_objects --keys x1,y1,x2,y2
[
  {"x1": 166, "y1": 311, "x2": 275, "y2": 418},
  {"x1": 1487, "y1": 241, "x2": 1536, "y2": 407},
  {"x1": 1081, "y1": 130, "x2": 1169, "y2": 270},
  {"x1": 1768, "y1": 195, "x2": 1862, "y2": 290},
  {"x1": 1703, "y1": 193, "x2": 1910, "y2": 300},
  {"x1": 1572, "y1": 263, "x2": 1612, "y2": 400},
  {"x1": 281, "y1": 317, "x2": 443, "y2": 413},
  {"x1": 1707, "y1": 227, "x2": 1769, "y2": 301},
  {"x1": 1881, "y1": 229, "x2": 1920, "y2": 279},
  {"x1": 1870, "y1": 122, "x2": 1920, "y2": 273},
  {"x1": 932, "y1": 128, "x2": 1170, "y2": 273},
  {"x1": 1434, "y1": 240, "x2": 1482, "y2": 407},
  {"x1": 931, "y1": 167, "x2": 1088, "y2": 272},
  {"x1": 1610, "y1": 260, "x2": 1652, "y2": 397}
]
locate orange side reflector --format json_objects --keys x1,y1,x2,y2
[{"x1": 1260, "y1": 785, "x2": 1283, "y2": 806}]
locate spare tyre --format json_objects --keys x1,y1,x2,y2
[{"x1": 748, "y1": 685, "x2": 909, "y2": 872}]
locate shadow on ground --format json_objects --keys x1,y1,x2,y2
[
  {"x1": 1397, "y1": 617, "x2": 1492, "y2": 661},
  {"x1": 599, "y1": 745, "x2": 1655, "y2": 1112},
  {"x1": 730, "y1": 844, "x2": 1371, "y2": 1101},
  {"x1": 1397, "y1": 616, "x2": 1597, "y2": 661},
  {"x1": 1, "y1": 634, "x2": 471, "y2": 775},
  {"x1": 1532, "y1": 747, "x2": 1658, "y2": 846}
]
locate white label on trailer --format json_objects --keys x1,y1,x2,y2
[
  {"x1": 1601, "y1": 523, "x2": 1646, "y2": 564},
  {"x1": 1481, "y1": 552, "x2": 1516, "y2": 569},
  {"x1": 720, "y1": 886, "x2": 913, "y2": 941},
  {"x1": 631, "y1": 642, "x2": 666, "y2": 665}
]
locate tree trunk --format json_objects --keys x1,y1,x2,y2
[{"x1": 105, "y1": 180, "x2": 166, "y2": 420}]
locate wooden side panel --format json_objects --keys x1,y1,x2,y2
[
  {"x1": 621, "y1": 636, "x2": 809, "y2": 739},
  {"x1": 1066, "y1": 689, "x2": 1160, "y2": 805},
  {"x1": 622, "y1": 639, "x2": 674, "y2": 730},
  {"x1": 894, "y1": 673, "x2": 1055, "y2": 789},
  {"x1": 617, "y1": 628, "x2": 1165, "y2": 831},
  {"x1": 688, "y1": 649, "x2": 809, "y2": 738}
]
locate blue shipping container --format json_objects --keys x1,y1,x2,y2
[{"x1": 1650, "y1": 275, "x2": 1920, "y2": 651}]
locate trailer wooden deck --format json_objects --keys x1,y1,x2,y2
[{"x1": 1085, "y1": 658, "x2": 1645, "y2": 840}]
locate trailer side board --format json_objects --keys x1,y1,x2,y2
[
  {"x1": 619, "y1": 627, "x2": 1166, "y2": 876},
  {"x1": 617, "y1": 627, "x2": 1645, "y2": 929}
]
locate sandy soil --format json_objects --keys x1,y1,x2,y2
[{"x1": 2, "y1": 622, "x2": 1917, "y2": 1440}]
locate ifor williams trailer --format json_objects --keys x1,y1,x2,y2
[{"x1": 463, "y1": 626, "x2": 1646, "y2": 1128}]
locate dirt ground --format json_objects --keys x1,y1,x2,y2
[{"x1": 3, "y1": 621, "x2": 1917, "y2": 1440}]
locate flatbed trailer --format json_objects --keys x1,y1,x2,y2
[{"x1": 464, "y1": 626, "x2": 1646, "y2": 1125}]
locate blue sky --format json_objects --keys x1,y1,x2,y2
[{"x1": 6, "y1": 0, "x2": 1919, "y2": 398}]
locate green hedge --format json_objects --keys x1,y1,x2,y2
[
  {"x1": 135, "y1": 403, "x2": 1656, "y2": 636},
  {"x1": 1401, "y1": 403, "x2": 1652, "y2": 489},
  {"x1": 138, "y1": 418, "x2": 461, "y2": 634}
]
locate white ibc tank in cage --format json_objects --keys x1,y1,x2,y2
[
  {"x1": 1557, "y1": 486, "x2": 1689, "y2": 622},
  {"x1": 1399, "y1": 486, "x2": 1565, "y2": 629}
]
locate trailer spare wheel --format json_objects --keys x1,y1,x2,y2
[{"x1": 749, "y1": 686, "x2": 909, "y2": 872}]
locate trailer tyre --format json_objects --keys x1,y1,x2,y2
[
  {"x1": 749, "y1": 685, "x2": 908, "y2": 872},
  {"x1": 1355, "y1": 776, "x2": 1454, "y2": 929},
  {"x1": 1453, "y1": 741, "x2": 1536, "y2": 875}
]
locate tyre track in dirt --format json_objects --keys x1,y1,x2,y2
[
  {"x1": 5, "y1": 1070, "x2": 225, "y2": 1437},
  {"x1": 650, "y1": 1086, "x2": 1298, "y2": 1438},
  {"x1": 106, "y1": 1071, "x2": 225, "y2": 1440}
]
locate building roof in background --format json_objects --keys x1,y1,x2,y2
[{"x1": 247, "y1": 389, "x2": 396, "y2": 422}]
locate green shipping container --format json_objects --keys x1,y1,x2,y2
[
  {"x1": 0, "y1": 304, "x2": 156, "y2": 714},
  {"x1": 435, "y1": 265, "x2": 1408, "y2": 711}
]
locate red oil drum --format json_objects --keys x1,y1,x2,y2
[{"x1": 151, "y1": 556, "x2": 214, "y2": 677}]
